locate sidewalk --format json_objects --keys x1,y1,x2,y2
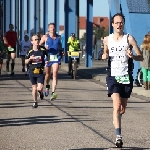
[{"x1": 13, "y1": 58, "x2": 150, "y2": 98}]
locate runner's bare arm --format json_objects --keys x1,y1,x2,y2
[
  {"x1": 39, "y1": 35, "x2": 46, "y2": 45},
  {"x1": 102, "y1": 36, "x2": 108, "y2": 59},
  {"x1": 3, "y1": 33, "x2": 8, "y2": 45},
  {"x1": 128, "y1": 35, "x2": 143, "y2": 61},
  {"x1": 25, "y1": 53, "x2": 35, "y2": 64},
  {"x1": 25, "y1": 56, "x2": 31, "y2": 64}
]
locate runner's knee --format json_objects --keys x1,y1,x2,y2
[
  {"x1": 37, "y1": 84, "x2": 43, "y2": 91},
  {"x1": 32, "y1": 85, "x2": 37, "y2": 91},
  {"x1": 45, "y1": 73, "x2": 50, "y2": 78}
]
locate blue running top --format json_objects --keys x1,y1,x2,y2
[{"x1": 46, "y1": 34, "x2": 60, "y2": 55}]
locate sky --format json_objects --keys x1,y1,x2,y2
[
  {"x1": 48, "y1": 0, "x2": 109, "y2": 25},
  {"x1": 13, "y1": 0, "x2": 109, "y2": 32},
  {"x1": 79, "y1": 0, "x2": 109, "y2": 17}
]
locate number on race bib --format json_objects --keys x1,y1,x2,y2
[
  {"x1": 115, "y1": 75, "x2": 130, "y2": 84},
  {"x1": 49, "y1": 55, "x2": 58, "y2": 61},
  {"x1": 32, "y1": 56, "x2": 42, "y2": 64}
]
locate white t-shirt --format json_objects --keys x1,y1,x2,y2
[{"x1": 20, "y1": 40, "x2": 31, "y2": 55}]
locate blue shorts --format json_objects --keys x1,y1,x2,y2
[
  {"x1": 106, "y1": 75, "x2": 133, "y2": 98},
  {"x1": 29, "y1": 71, "x2": 45, "y2": 85},
  {"x1": 46, "y1": 56, "x2": 61, "y2": 67}
]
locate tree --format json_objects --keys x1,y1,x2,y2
[
  {"x1": 81, "y1": 33, "x2": 86, "y2": 40},
  {"x1": 93, "y1": 26, "x2": 108, "y2": 39},
  {"x1": 80, "y1": 26, "x2": 109, "y2": 40}
]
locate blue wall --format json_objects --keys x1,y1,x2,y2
[
  {"x1": 121, "y1": 0, "x2": 150, "y2": 80},
  {"x1": 129, "y1": 14, "x2": 150, "y2": 44}
]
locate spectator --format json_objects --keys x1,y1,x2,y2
[
  {"x1": 4, "y1": 24, "x2": 19, "y2": 75},
  {"x1": 140, "y1": 34, "x2": 150, "y2": 90}
]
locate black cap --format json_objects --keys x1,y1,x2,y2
[{"x1": 70, "y1": 33, "x2": 75, "y2": 37}]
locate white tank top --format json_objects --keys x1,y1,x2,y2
[
  {"x1": 20, "y1": 40, "x2": 31, "y2": 55},
  {"x1": 108, "y1": 33, "x2": 129, "y2": 76}
]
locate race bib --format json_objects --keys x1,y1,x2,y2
[
  {"x1": 49, "y1": 55, "x2": 58, "y2": 61},
  {"x1": 32, "y1": 56, "x2": 42, "y2": 64},
  {"x1": 8, "y1": 47, "x2": 14, "y2": 51},
  {"x1": 115, "y1": 75, "x2": 130, "y2": 84}
]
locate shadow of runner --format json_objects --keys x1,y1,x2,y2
[
  {"x1": 0, "y1": 116, "x2": 97, "y2": 127},
  {"x1": 0, "y1": 73, "x2": 29, "y2": 81},
  {"x1": 0, "y1": 73, "x2": 71, "y2": 81}
]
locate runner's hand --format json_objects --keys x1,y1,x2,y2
[
  {"x1": 30, "y1": 55, "x2": 35, "y2": 60},
  {"x1": 102, "y1": 53, "x2": 108, "y2": 60},
  {"x1": 62, "y1": 52, "x2": 65, "y2": 56},
  {"x1": 45, "y1": 45, "x2": 48, "y2": 50},
  {"x1": 126, "y1": 48, "x2": 133, "y2": 58}
]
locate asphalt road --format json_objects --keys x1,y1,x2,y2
[{"x1": 0, "y1": 62, "x2": 150, "y2": 150}]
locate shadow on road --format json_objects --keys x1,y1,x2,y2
[{"x1": 0, "y1": 116, "x2": 97, "y2": 127}]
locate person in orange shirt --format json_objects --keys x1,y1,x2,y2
[{"x1": 4, "y1": 24, "x2": 19, "y2": 75}]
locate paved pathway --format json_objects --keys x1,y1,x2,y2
[{"x1": 0, "y1": 60, "x2": 150, "y2": 150}]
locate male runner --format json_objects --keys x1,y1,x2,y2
[
  {"x1": 25, "y1": 34, "x2": 48, "y2": 108},
  {"x1": 39, "y1": 23, "x2": 62, "y2": 100},
  {"x1": 102, "y1": 13, "x2": 143, "y2": 148},
  {"x1": 4, "y1": 24, "x2": 19, "y2": 75}
]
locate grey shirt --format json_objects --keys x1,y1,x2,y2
[{"x1": 140, "y1": 45, "x2": 150, "y2": 69}]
